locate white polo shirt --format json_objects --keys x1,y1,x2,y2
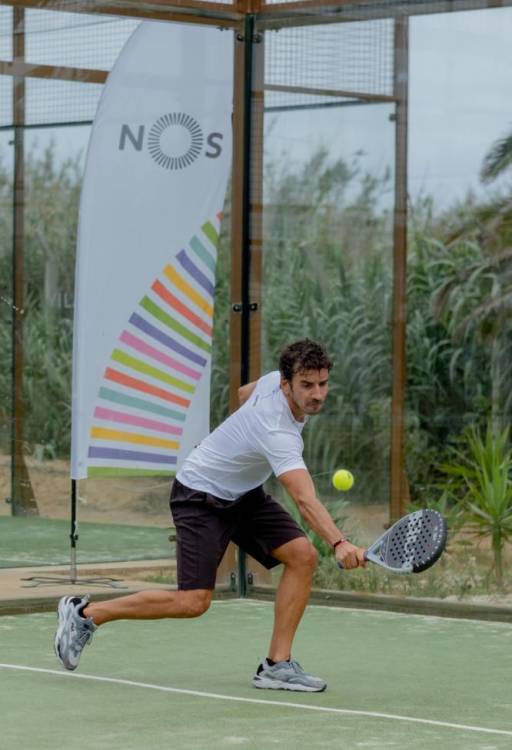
[{"x1": 176, "y1": 371, "x2": 308, "y2": 501}]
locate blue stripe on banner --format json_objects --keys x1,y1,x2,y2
[
  {"x1": 129, "y1": 313, "x2": 207, "y2": 367},
  {"x1": 177, "y1": 249, "x2": 214, "y2": 297},
  {"x1": 88, "y1": 447, "x2": 178, "y2": 464}
]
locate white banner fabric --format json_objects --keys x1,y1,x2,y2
[{"x1": 70, "y1": 21, "x2": 233, "y2": 479}]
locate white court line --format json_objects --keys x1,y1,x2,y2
[{"x1": 1, "y1": 663, "x2": 512, "y2": 738}]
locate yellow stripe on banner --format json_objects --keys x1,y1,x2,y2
[
  {"x1": 163, "y1": 264, "x2": 213, "y2": 318},
  {"x1": 90, "y1": 427, "x2": 180, "y2": 451}
]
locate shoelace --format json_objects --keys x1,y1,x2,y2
[
  {"x1": 73, "y1": 622, "x2": 94, "y2": 648},
  {"x1": 288, "y1": 660, "x2": 305, "y2": 674}
]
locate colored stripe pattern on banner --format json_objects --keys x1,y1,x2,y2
[{"x1": 87, "y1": 216, "x2": 221, "y2": 477}]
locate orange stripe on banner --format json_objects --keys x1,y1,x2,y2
[
  {"x1": 163, "y1": 265, "x2": 213, "y2": 318},
  {"x1": 152, "y1": 280, "x2": 213, "y2": 337},
  {"x1": 105, "y1": 368, "x2": 190, "y2": 408},
  {"x1": 90, "y1": 427, "x2": 180, "y2": 450}
]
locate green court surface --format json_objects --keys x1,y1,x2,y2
[
  {"x1": 1, "y1": 601, "x2": 512, "y2": 749},
  {"x1": 0, "y1": 516, "x2": 173, "y2": 567}
]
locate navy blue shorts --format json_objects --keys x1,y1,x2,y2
[{"x1": 170, "y1": 478, "x2": 306, "y2": 590}]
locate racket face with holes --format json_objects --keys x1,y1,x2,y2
[{"x1": 366, "y1": 509, "x2": 447, "y2": 574}]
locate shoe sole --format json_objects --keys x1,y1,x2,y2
[
  {"x1": 253, "y1": 677, "x2": 326, "y2": 692},
  {"x1": 54, "y1": 597, "x2": 79, "y2": 671}
]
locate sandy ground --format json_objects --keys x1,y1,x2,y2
[{"x1": 0, "y1": 454, "x2": 173, "y2": 527}]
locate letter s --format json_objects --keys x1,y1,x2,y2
[{"x1": 205, "y1": 132, "x2": 223, "y2": 159}]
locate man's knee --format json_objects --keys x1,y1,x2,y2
[
  {"x1": 278, "y1": 536, "x2": 318, "y2": 571},
  {"x1": 178, "y1": 589, "x2": 212, "y2": 618},
  {"x1": 300, "y1": 539, "x2": 318, "y2": 571}
]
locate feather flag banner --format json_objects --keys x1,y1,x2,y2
[{"x1": 71, "y1": 22, "x2": 233, "y2": 479}]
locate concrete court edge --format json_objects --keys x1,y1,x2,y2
[{"x1": 1, "y1": 583, "x2": 512, "y2": 623}]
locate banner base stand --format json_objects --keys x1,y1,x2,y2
[{"x1": 21, "y1": 480, "x2": 128, "y2": 589}]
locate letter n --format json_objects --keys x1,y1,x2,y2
[{"x1": 119, "y1": 125, "x2": 144, "y2": 151}]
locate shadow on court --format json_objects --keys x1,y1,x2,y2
[{"x1": 1, "y1": 599, "x2": 511, "y2": 750}]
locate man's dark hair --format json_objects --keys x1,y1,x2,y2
[{"x1": 279, "y1": 339, "x2": 332, "y2": 382}]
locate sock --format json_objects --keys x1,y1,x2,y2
[
  {"x1": 74, "y1": 599, "x2": 88, "y2": 619},
  {"x1": 267, "y1": 657, "x2": 290, "y2": 664},
  {"x1": 257, "y1": 658, "x2": 274, "y2": 676}
]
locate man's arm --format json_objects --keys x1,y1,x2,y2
[
  {"x1": 238, "y1": 381, "x2": 258, "y2": 406},
  {"x1": 279, "y1": 468, "x2": 366, "y2": 570}
]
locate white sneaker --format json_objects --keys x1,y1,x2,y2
[
  {"x1": 54, "y1": 595, "x2": 97, "y2": 671},
  {"x1": 253, "y1": 659, "x2": 326, "y2": 692}
]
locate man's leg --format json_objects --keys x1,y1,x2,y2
[
  {"x1": 251, "y1": 536, "x2": 326, "y2": 691},
  {"x1": 84, "y1": 588, "x2": 213, "y2": 626},
  {"x1": 229, "y1": 489, "x2": 324, "y2": 688},
  {"x1": 266, "y1": 536, "x2": 317, "y2": 662},
  {"x1": 55, "y1": 489, "x2": 226, "y2": 671},
  {"x1": 54, "y1": 588, "x2": 213, "y2": 671}
]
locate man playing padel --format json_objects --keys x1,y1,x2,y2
[{"x1": 55, "y1": 338, "x2": 366, "y2": 692}]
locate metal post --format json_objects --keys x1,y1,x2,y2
[
  {"x1": 390, "y1": 16, "x2": 409, "y2": 523},
  {"x1": 70, "y1": 479, "x2": 79, "y2": 582},
  {"x1": 240, "y1": 15, "x2": 255, "y2": 386},
  {"x1": 228, "y1": 14, "x2": 268, "y2": 595},
  {"x1": 229, "y1": 30, "x2": 245, "y2": 416},
  {"x1": 227, "y1": 16, "x2": 269, "y2": 595},
  {"x1": 248, "y1": 20, "x2": 264, "y2": 386},
  {"x1": 238, "y1": 14, "x2": 256, "y2": 596}
]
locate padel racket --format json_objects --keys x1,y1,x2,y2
[{"x1": 339, "y1": 509, "x2": 447, "y2": 574}]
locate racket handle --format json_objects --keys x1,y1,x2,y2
[{"x1": 337, "y1": 550, "x2": 368, "y2": 569}]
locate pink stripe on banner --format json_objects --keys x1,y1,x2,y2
[
  {"x1": 94, "y1": 407, "x2": 183, "y2": 436},
  {"x1": 120, "y1": 330, "x2": 201, "y2": 380}
]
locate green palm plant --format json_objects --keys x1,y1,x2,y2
[
  {"x1": 431, "y1": 240, "x2": 512, "y2": 430},
  {"x1": 480, "y1": 129, "x2": 512, "y2": 184},
  {"x1": 403, "y1": 231, "x2": 491, "y2": 503},
  {"x1": 440, "y1": 423, "x2": 512, "y2": 586},
  {"x1": 424, "y1": 129, "x2": 512, "y2": 433}
]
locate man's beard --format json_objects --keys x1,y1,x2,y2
[{"x1": 290, "y1": 388, "x2": 324, "y2": 415}]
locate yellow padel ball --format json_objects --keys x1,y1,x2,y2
[{"x1": 332, "y1": 469, "x2": 354, "y2": 491}]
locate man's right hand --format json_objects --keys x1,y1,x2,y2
[{"x1": 335, "y1": 541, "x2": 367, "y2": 570}]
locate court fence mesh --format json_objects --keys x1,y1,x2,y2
[{"x1": 0, "y1": 4, "x2": 396, "y2": 127}]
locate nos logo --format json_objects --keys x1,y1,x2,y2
[{"x1": 119, "y1": 112, "x2": 223, "y2": 171}]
